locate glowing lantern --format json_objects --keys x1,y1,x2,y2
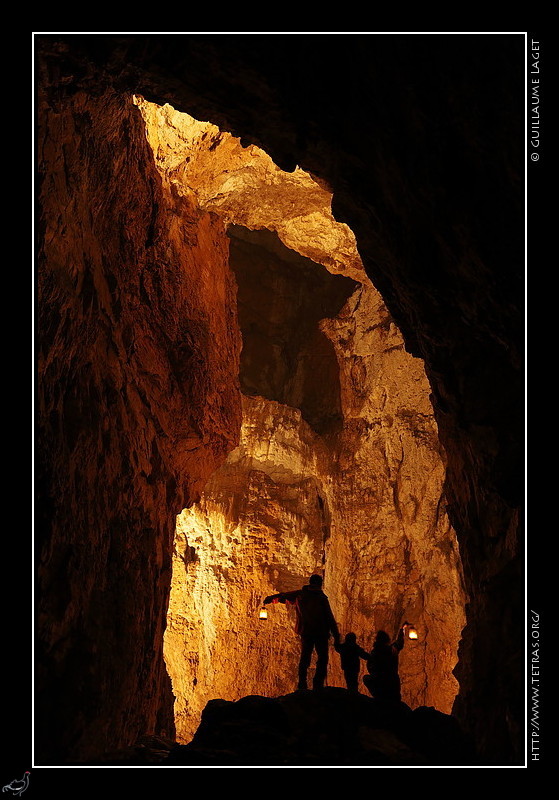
[
  {"x1": 407, "y1": 625, "x2": 418, "y2": 640},
  {"x1": 259, "y1": 607, "x2": 268, "y2": 620}
]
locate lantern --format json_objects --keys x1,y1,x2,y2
[
  {"x1": 259, "y1": 607, "x2": 268, "y2": 620},
  {"x1": 407, "y1": 625, "x2": 418, "y2": 640}
]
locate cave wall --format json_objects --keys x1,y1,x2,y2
[
  {"x1": 123, "y1": 36, "x2": 524, "y2": 763},
  {"x1": 36, "y1": 34, "x2": 524, "y2": 764},
  {"x1": 167, "y1": 322, "x2": 465, "y2": 744},
  {"x1": 135, "y1": 105, "x2": 465, "y2": 741},
  {"x1": 166, "y1": 396, "x2": 331, "y2": 740},
  {"x1": 37, "y1": 82, "x2": 242, "y2": 762},
  {"x1": 322, "y1": 281, "x2": 466, "y2": 712},
  {"x1": 163, "y1": 227, "x2": 464, "y2": 741}
]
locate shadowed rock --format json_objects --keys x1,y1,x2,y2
[{"x1": 163, "y1": 689, "x2": 477, "y2": 767}]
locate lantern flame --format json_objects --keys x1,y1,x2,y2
[
  {"x1": 259, "y1": 607, "x2": 268, "y2": 620},
  {"x1": 408, "y1": 626, "x2": 418, "y2": 640}
]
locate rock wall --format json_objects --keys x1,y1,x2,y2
[
  {"x1": 167, "y1": 382, "x2": 465, "y2": 743},
  {"x1": 166, "y1": 397, "x2": 330, "y2": 739},
  {"x1": 36, "y1": 84, "x2": 242, "y2": 762},
  {"x1": 126, "y1": 37, "x2": 524, "y2": 762},
  {"x1": 323, "y1": 282, "x2": 465, "y2": 713},
  {"x1": 138, "y1": 102, "x2": 465, "y2": 741}
]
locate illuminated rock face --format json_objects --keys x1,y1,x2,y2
[
  {"x1": 137, "y1": 102, "x2": 466, "y2": 741},
  {"x1": 166, "y1": 398, "x2": 331, "y2": 738},
  {"x1": 322, "y1": 282, "x2": 465, "y2": 714},
  {"x1": 168, "y1": 388, "x2": 464, "y2": 741},
  {"x1": 36, "y1": 87, "x2": 242, "y2": 761},
  {"x1": 127, "y1": 42, "x2": 523, "y2": 763},
  {"x1": 134, "y1": 99, "x2": 363, "y2": 282}
]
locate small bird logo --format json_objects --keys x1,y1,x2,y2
[{"x1": 2, "y1": 773, "x2": 30, "y2": 796}]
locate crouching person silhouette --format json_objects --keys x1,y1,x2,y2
[
  {"x1": 362, "y1": 622, "x2": 410, "y2": 702},
  {"x1": 264, "y1": 574, "x2": 340, "y2": 690},
  {"x1": 335, "y1": 632, "x2": 369, "y2": 692}
]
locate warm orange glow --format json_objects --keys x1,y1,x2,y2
[
  {"x1": 138, "y1": 95, "x2": 466, "y2": 741},
  {"x1": 134, "y1": 96, "x2": 365, "y2": 282}
]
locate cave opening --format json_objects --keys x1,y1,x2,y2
[{"x1": 133, "y1": 97, "x2": 467, "y2": 744}]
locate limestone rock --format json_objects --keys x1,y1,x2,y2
[
  {"x1": 36, "y1": 84, "x2": 242, "y2": 762},
  {"x1": 35, "y1": 36, "x2": 523, "y2": 766},
  {"x1": 138, "y1": 103, "x2": 467, "y2": 742}
]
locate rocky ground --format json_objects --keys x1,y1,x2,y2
[{"x1": 76, "y1": 688, "x2": 478, "y2": 767}]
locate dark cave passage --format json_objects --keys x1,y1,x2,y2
[{"x1": 229, "y1": 225, "x2": 359, "y2": 435}]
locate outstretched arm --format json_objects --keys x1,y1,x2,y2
[
  {"x1": 393, "y1": 624, "x2": 406, "y2": 652},
  {"x1": 263, "y1": 590, "x2": 300, "y2": 605}
]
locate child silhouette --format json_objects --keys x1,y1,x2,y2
[{"x1": 335, "y1": 632, "x2": 369, "y2": 692}]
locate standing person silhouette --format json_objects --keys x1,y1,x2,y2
[
  {"x1": 335, "y1": 632, "x2": 369, "y2": 692},
  {"x1": 263, "y1": 574, "x2": 340, "y2": 691},
  {"x1": 362, "y1": 622, "x2": 410, "y2": 702},
  {"x1": 363, "y1": 622, "x2": 410, "y2": 703}
]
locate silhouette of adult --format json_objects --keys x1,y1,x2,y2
[
  {"x1": 362, "y1": 623, "x2": 409, "y2": 702},
  {"x1": 264, "y1": 574, "x2": 340, "y2": 690},
  {"x1": 335, "y1": 632, "x2": 369, "y2": 692}
]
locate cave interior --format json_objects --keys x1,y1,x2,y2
[{"x1": 33, "y1": 33, "x2": 525, "y2": 768}]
